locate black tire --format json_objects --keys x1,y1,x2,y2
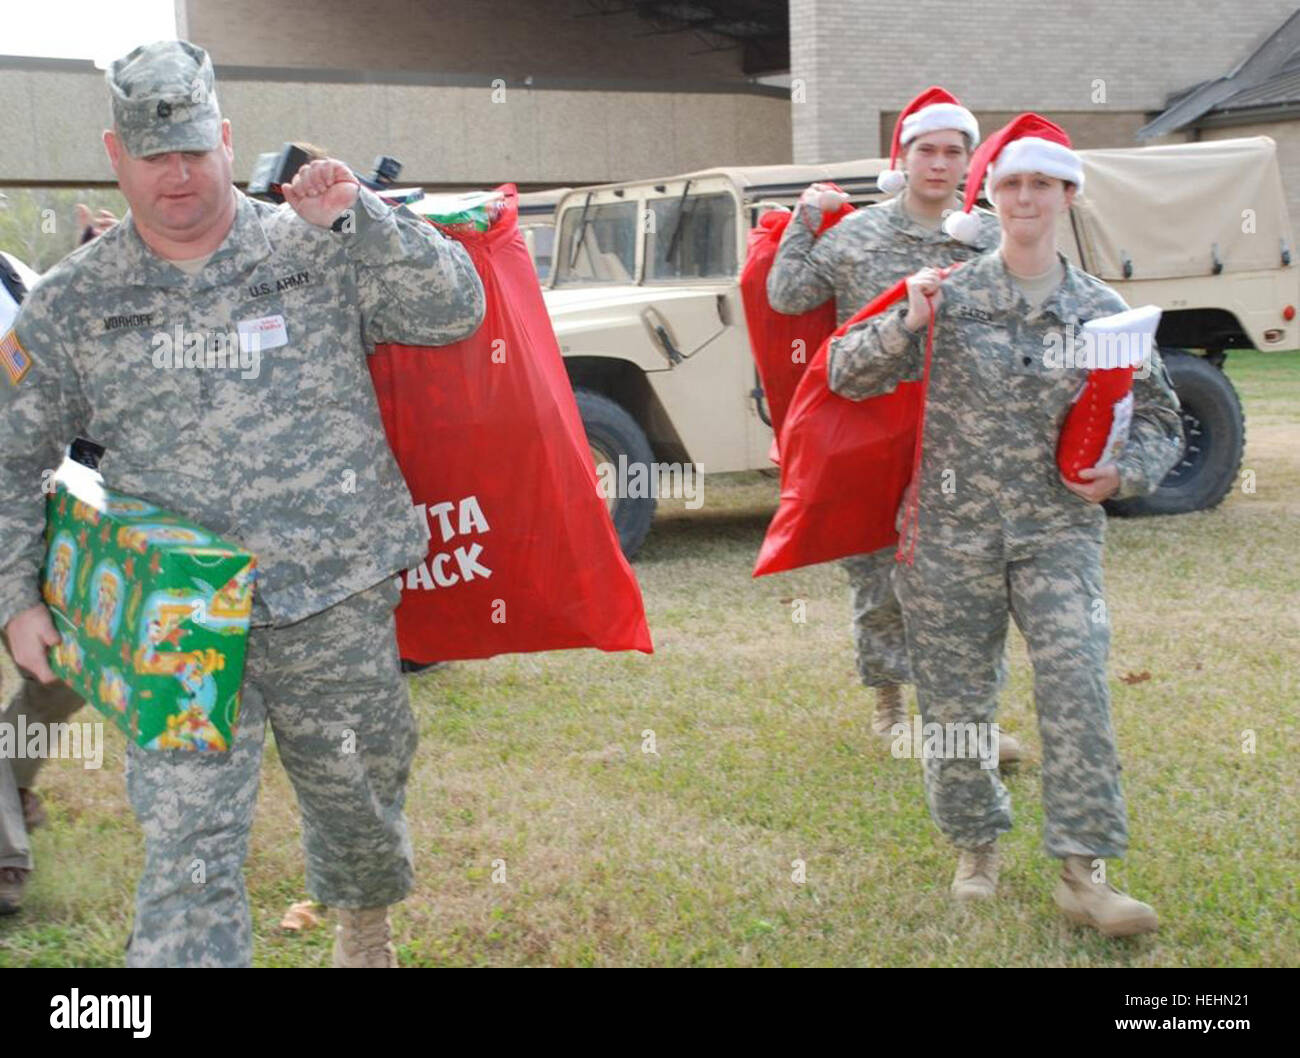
[
  {"x1": 574, "y1": 388, "x2": 656, "y2": 558},
  {"x1": 1105, "y1": 350, "x2": 1244, "y2": 517}
]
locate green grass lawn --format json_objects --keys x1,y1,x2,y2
[{"x1": 4, "y1": 350, "x2": 1297, "y2": 967}]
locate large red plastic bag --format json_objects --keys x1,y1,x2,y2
[
  {"x1": 368, "y1": 185, "x2": 653, "y2": 662},
  {"x1": 754, "y1": 277, "x2": 922, "y2": 577},
  {"x1": 739, "y1": 197, "x2": 853, "y2": 450}
]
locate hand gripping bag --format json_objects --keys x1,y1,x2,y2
[
  {"x1": 753, "y1": 269, "x2": 955, "y2": 577},
  {"x1": 367, "y1": 185, "x2": 653, "y2": 663},
  {"x1": 739, "y1": 194, "x2": 853, "y2": 451}
]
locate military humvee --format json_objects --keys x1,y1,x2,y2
[{"x1": 540, "y1": 137, "x2": 1296, "y2": 557}]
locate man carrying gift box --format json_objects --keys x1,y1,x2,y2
[
  {"x1": 766, "y1": 88, "x2": 1022, "y2": 764},
  {"x1": 826, "y1": 113, "x2": 1183, "y2": 933},
  {"x1": 0, "y1": 39, "x2": 485, "y2": 965}
]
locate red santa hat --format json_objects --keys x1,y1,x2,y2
[
  {"x1": 876, "y1": 87, "x2": 981, "y2": 196},
  {"x1": 943, "y1": 112, "x2": 1085, "y2": 243}
]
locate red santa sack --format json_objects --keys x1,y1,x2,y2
[
  {"x1": 753, "y1": 274, "x2": 942, "y2": 577},
  {"x1": 739, "y1": 196, "x2": 853, "y2": 450},
  {"x1": 368, "y1": 185, "x2": 653, "y2": 662}
]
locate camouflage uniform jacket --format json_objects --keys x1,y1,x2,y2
[
  {"x1": 826, "y1": 250, "x2": 1185, "y2": 555},
  {"x1": 0, "y1": 187, "x2": 485, "y2": 628},
  {"x1": 766, "y1": 193, "x2": 1000, "y2": 325}
]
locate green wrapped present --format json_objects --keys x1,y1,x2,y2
[
  {"x1": 402, "y1": 190, "x2": 507, "y2": 233},
  {"x1": 41, "y1": 474, "x2": 257, "y2": 752}
]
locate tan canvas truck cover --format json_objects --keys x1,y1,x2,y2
[
  {"x1": 694, "y1": 139, "x2": 1289, "y2": 284},
  {"x1": 1066, "y1": 137, "x2": 1293, "y2": 281},
  {"x1": 519, "y1": 187, "x2": 571, "y2": 214},
  {"x1": 684, "y1": 158, "x2": 888, "y2": 198}
]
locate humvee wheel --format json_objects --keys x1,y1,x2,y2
[
  {"x1": 574, "y1": 388, "x2": 656, "y2": 559},
  {"x1": 1105, "y1": 350, "x2": 1244, "y2": 517}
]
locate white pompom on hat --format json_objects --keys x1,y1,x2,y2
[
  {"x1": 943, "y1": 112, "x2": 1084, "y2": 243},
  {"x1": 876, "y1": 86, "x2": 980, "y2": 196}
]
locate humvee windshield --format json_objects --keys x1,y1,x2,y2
[
  {"x1": 553, "y1": 200, "x2": 637, "y2": 285},
  {"x1": 647, "y1": 192, "x2": 736, "y2": 280},
  {"x1": 552, "y1": 190, "x2": 739, "y2": 286}
]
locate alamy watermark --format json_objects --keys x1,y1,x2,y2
[
  {"x1": 0, "y1": 716, "x2": 103, "y2": 770},
  {"x1": 890, "y1": 717, "x2": 1000, "y2": 771},
  {"x1": 150, "y1": 324, "x2": 263, "y2": 379},
  {"x1": 50, "y1": 989, "x2": 150, "y2": 1037},
  {"x1": 595, "y1": 455, "x2": 704, "y2": 510},
  {"x1": 1042, "y1": 326, "x2": 1153, "y2": 377}
]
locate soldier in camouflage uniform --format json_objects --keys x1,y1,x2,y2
[
  {"x1": 0, "y1": 40, "x2": 485, "y2": 965},
  {"x1": 766, "y1": 88, "x2": 1022, "y2": 763},
  {"x1": 0, "y1": 250, "x2": 87, "y2": 915},
  {"x1": 828, "y1": 114, "x2": 1183, "y2": 936},
  {"x1": 0, "y1": 659, "x2": 83, "y2": 914}
]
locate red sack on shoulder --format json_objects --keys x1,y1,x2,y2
[
  {"x1": 739, "y1": 196, "x2": 853, "y2": 449},
  {"x1": 368, "y1": 185, "x2": 653, "y2": 662},
  {"x1": 753, "y1": 276, "x2": 927, "y2": 577}
]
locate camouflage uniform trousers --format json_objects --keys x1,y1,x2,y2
[
  {"x1": 895, "y1": 521, "x2": 1128, "y2": 858},
  {"x1": 840, "y1": 548, "x2": 911, "y2": 688},
  {"x1": 0, "y1": 659, "x2": 84, "y2": 870},
  {"x1": 124, "y1": 578, "x2": 416, "y2": 967}
]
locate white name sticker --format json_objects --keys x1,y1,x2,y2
[{"x1": 237, "y1": 314, "x2": 288, "y2": 353}]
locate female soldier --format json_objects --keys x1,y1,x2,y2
[{"x1": 826, "y1": 114, "x2": 1183, "y2": 937}]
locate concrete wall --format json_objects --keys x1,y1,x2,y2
[
  {"x1": 181, "y1": 0, "x2": 747, "y2": 81},
  {"x1": 1, "y1": 0, "x2": 794, "y2": 188},
  {"x1": 0, "y1": 59, "x2": 791, "y2": 188},
  {"x1": 789, "y1": 0, "x2": 1300, "y2": 162}
]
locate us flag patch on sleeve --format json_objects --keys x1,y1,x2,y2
[{"x1": 1, "y1": 327, "x2": 31, "y2": 386}]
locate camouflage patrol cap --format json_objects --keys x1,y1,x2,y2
[{"x1": 106, "y1": 40, "x2": 221, "y2": 158}]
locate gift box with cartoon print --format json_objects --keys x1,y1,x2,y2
[{"x1": 41, "y1": 475, "x2": 256, "y2": 752}]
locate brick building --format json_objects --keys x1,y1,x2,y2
[
  {"x1": 788, "y1": 0, "x2": 1300, "y2": 160},
  {"x1": 4, "y1": 0, "x2": 1300, "y2": 204}
]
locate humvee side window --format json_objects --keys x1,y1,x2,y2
[
  {"x1": 647, "y1": 193, "x2": 736, "y2": 281},
  {"x1": 553, "y1": 201, "x2": 638, "y2": 285},
  {"x1": 527, "y1": 225, "x2": 556, "y2": 280}
]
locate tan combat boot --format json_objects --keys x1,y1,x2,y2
[
  {"x1": 0, "y1": 867, "x2": 28, "y2": 916},
  {"x1": 333, "y1": 907, "x2": 398, "y2": 967},
  {"x1": 1054, "y1": 855, "x2": 1158, "y2": 938},
  {"x1": 871, "y1": 684, "x2": 907, "y2": 738},
  {"x1": 951, "y1": 842, "x2": 999, "y2": 900},
  {"x1": 996, "y1": 732, "x2": 1023, "y2": 766}
]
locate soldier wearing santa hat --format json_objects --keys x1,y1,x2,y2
[
  {"x1": 767, "y1": 87, "x2": 1021, "y2": 764},
  {"x1": 827, "y1": 113, "x2": 1184, "y2": 936}
]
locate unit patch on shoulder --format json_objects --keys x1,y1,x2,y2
[{"x1": 1, "y1": 327, "x2": 32, "y2": 386}]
